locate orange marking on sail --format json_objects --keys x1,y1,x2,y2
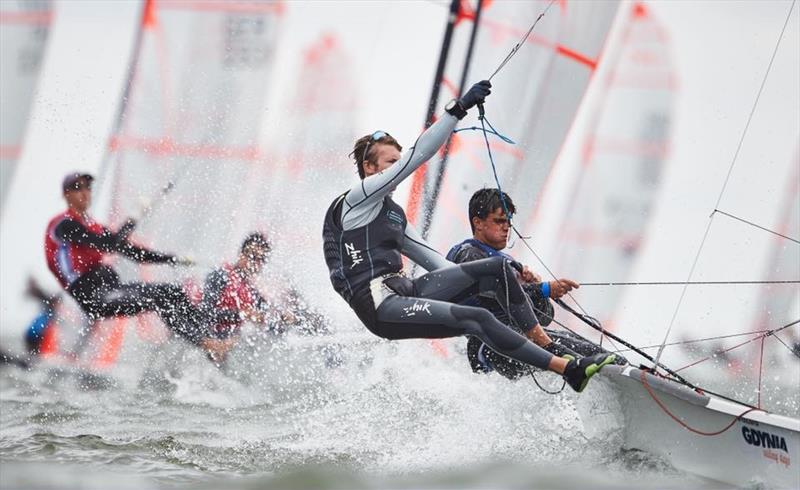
[
  {"x1": 0, "y1": 145, "x2": 21, "y2": 160},
  {"x1": 632, "y1": 1, "x2": 649, "y2": 18},
  {"x1": 92, "y1": 319, "x2": 126, "y2": 369},
  {"x1": 406, "y1": 165, "x2": 427, "y2": 226},
  {"x1": 0, "y1": 10, "x2": 52, "y2": 25},
  {"x1": 441, "y1": 77, "x2": 459, "y2": 98},
  {"x1": 142, "y1": 0, "x2": 158, "y2": 28},
  {"x1": 109, "y1": 135, "x2": 264, "y2": 161},
  {"x1": 157, "y1": 0, "x2": 285, "y2": 15},
  {"x1": 555, "y1": 45, "x2": 597, "y2": 70}
]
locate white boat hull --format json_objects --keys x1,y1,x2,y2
[{"x1": 598, "y1": 365, "x2": 800, "y2": 489}]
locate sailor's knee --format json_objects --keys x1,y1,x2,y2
[{"x1": 451, "y1": 304, "x2": 495, "y2": 333}]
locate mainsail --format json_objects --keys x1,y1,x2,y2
[
  {"x1": 98, "y1": 0, "x2": 284, "y2": 273},
  {"x1": 411, "y1": 0, "x2": 620, "y2": 254},
  {"x1": 550, "y1": 1, "x2": 675, "y2": 335},
  {"x1": 0, "y1": 0, "x2": 52, "y2": 207},
  {"x1": 84, "y1": 0, "x2": 284, "y2": 363},
  {"x1": 243, "y1": 30, "x2": 359, "y2": 310}
]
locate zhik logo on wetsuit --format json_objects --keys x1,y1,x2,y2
[
  {"x1": 345, "y1": 242, "x2": 363, "y2": 268},
  {"x1": 402, "y1": 300, "x2": 432, "y2": 317}
]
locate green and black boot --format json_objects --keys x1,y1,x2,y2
[{"x1": 563, "y1": 352, "x2": 617, "y2": 393}]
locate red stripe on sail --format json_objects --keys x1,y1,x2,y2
[
  {"x1": 0, "y1": 11, "x2": 52, "y2": 25},
  {"x1": 109, "y1": 136, "x2": 265, "y2": 162},
  {"x1": 0, "y1": 145, "x2": 21, "y2": 160},
  {"x1": 555, "y1": 44, "x2": 597, "y2": 70},
  {"x1": 157, "y1": 0, "x2": 285, "y2": 15}
]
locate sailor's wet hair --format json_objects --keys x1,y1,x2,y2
[
  {"x1": 350, "y1": 132, "x2": 402, "y2": 179},
  {"x1": 241, "y1": 232, "x2": 271, "y2": 254},
  {"x1": 468, "y1": 188, "x2": 516, "y2": 232}
]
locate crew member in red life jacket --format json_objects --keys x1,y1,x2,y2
[
  {"x1": 197, "y1": 233, "x2": 281, "y2": 363},
  {"x1": 44, "y1": 172, "x2": 228, "y2": 359}
]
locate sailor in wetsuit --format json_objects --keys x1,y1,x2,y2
[
  {"x1": 44, "y1": 172, "x2": 228, "y2": 359},
  {"x1": 447, "y1": 188, "x2": 626, "y2": 380},
  {"x1": 322, "y1": 81, "x2": 616, "y2": 392}
]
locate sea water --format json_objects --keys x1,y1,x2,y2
[{"x1": 0, "y1": 329, "x2": 740, "y2": 490}]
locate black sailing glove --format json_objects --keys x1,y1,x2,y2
[{"x1": 459, "y1": 80, "x2": 492, "y2": 110}]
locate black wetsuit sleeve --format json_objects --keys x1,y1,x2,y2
[
  {"x1": 199, "y1": 268, "x2": 240, "y2": 325},
  {"x1": 116, "y1": 241, "x2": 175, "y2": 264},
  {"x1": 54, "y1": 218, "x2": 175, "y2": 264},
  {"x1": 54, "y1": 218, "x2": 118, "y2": 251}
]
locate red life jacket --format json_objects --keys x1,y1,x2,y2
[
  {"x1": 45, "y1": 210, "x2": 107, "y2": 288},
  {"x1": 211, "y1": 264, "x2": 259, "y2": 334}
]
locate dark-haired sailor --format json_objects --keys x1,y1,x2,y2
[
  {"x1": 198, "y1": 232, "x2": 283, "y2": 364},
  {"x1": 198, "y1": 233, "x2": 331, "y2": 365},
  {"x1": 44, "y1": 172, "x2": 229, "y2": 360},
  {"x1": 447, "y1": 188, "x2": 626, "y2": 380},
  {"x1": 322, "y1": 81, "x2": 615, "y2": 392}
]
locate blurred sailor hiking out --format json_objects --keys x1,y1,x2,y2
[{"x1": 43, "y1": 172, "x2": 228, "y2": 361}]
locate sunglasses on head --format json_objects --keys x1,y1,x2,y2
[
  {"x1": 67, "y1": 181, "x2": 92, "y2": 191},
  {"x1": 362, "y1": 130, "x2": 391, "y2": 164}
]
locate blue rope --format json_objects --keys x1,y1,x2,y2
[
  {"x1": 476, "y1": 112, "x2": 513, "y2": 221},
  {"x1": 453, "y1": 124, "x2": 516, "y2": 144}
]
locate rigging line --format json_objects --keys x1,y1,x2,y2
[
  {"x1": 487, "y1": 0, "x2": 557, "y2": 81},
  {"x1": 553, "y1": 298, "x2": 697, "y2": 388},
  {"x1": 579, "y1": 280, "x2": 800, "y2": 286},
  {"x1": 757, "y1": 336, "x2": 766, "y2": 408},
  {"x1": 713, "y1": 0, "x2": 796, "y2": 212},
  {"x1": 511, "y1": 227, "x2": 592, "y2": 318},
  {"x1": 640, "y1": 370, "x2": 761, "y2": 436},
  {"x1": 674, "y1": 319, "x2": 800, "y2": 373},
  {"x1": 655, "y1": 0, "x2": 796, "y2": 368},
  {"x1": 713, "y1": 208, "x2": 800, "y2": 245},
  {"x1": 611, "y1": 330, "x2": 772, "y2": 353},
  {"x1": 772, "y1": 334, "x2": 800, "y2": 357},
  {"x1": 527, "y1": 368, "x2": 566, "y2": 394}
]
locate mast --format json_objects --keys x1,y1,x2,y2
[
  {"x1": 421, "y1": 0, "x2": 485, "y2": 239},
  {"x1": 406, "y1": 0, "x2": 460, "y2": 227}
]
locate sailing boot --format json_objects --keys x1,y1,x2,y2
[{"x1": 563, "y1": 352, "x2": 617, "y2": 393}]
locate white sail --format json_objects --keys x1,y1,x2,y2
[
  {"x1": 0, "y1": 0, "x2": 52, "y2": 207},
  {"x1": 610, "y1": 0, "x2": 799, "y2": 412},
  {"x1": 99, "y1": 0, "x2": 284, "y2": 277},
  {"x1": 549, "y1": 1, "x2": 675, "y2": 338},
  {"x1": 415, "y1": 0, "x2": 621, "y2": 254}
]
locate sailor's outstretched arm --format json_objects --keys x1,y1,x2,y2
[
  {"x1": 401, "y1": 223, "x2": 451, "y2": 272},
  {"x1": 341, "y1": 114, "x2": 458, "y2": 230}
]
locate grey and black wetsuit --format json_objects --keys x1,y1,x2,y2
[
  {"x1": 447, "y1": 239, "x2": 623, "y2": 380},
  {"x1": 322, "y1": 113, "x2": 554, "y2": 370}
]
